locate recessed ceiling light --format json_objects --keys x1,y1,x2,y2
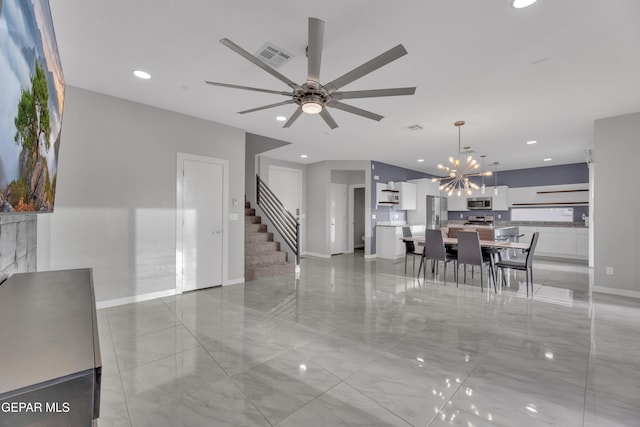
[
  {"x1": 132, "y1": 70, "x2": 151, "y2": 80},
  {"x1": 276, "y1": 116, "x2": 287, "y2": 122},
  {"x1": 300, "y1": 154, "x2": 308, "y2": 158},
  {"x1": 526, "y1": 140, "x2": 537, "y2": 145},
  {"x1": 417, "y1": 159, "x2": 425, "y2": 162},
  {"x1": 543, "y1": 158, "x2": 552, "y2": 162},
  {"x1": 512, "y1": 0, "x2": 539, "y2": 9}
]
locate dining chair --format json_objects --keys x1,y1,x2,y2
[
  {"x1": 422, "y1": 228, "x2": 457, "y2": 283},
  {"x1": 495, "y1": 232, "x2": 540, "y2": 297},
  {"x1": 456, "y1": 231, "x2": 497, "y2": 293},
  {"x1": 402, "y1": 227, "x2": 423, "y2": 275}
]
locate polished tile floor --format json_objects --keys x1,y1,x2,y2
[{"x1": 97, "y1": 254, "x2": 640, "y2": 426}]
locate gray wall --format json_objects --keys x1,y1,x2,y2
[
  {"x1": 245, "y1": 133, "x2": 290, "y2": 207},
  {"x1": 37, "y1": 86, "x2": 246, "y2": 303},
  {"x1": 0, "y1": 214, "x2": 37, "y2": 282},
  {"x1": 594, "y1": 112, "x2": 640, "y2": 296}
]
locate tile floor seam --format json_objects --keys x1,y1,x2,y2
[
  {"x1": 580, "y1": 300, "x2": 595, "y2": 427},
  {"x1": 104, "y1": 315, "x2": 134, "y2": 427}
]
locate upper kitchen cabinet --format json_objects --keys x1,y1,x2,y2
[
  {"x1": 393, "y1": 182, "x2": 417, "y2": 210},
  {"x1": 444, "y1": 193, "x2": 468, "y2": 211},
  {"x1": 492, "y1": 186, "x2": 510, "y2": 211}
]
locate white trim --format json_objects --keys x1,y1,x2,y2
[
  {"x1": 176, "y1": 153, "x2": 229, "y2": 294},
  {"x1": 303, "y1": 251, "x2": 331, "y2": 259},
  {"x1": 364, "y1": 254, "x2": 377, "y2": 259},
  {"x1": 593, "y1": 286, "x2": 640, "y2": 299},
  {"x1": 224, "y1": 277, "x2": 245, "y2": 286},
  {"x1": 97, "y1": 289, "x2": 176, "y2": 309}
]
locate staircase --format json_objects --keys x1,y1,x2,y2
[{"x1": 245, "y1": 200, "x2": 295, "y2": 281}]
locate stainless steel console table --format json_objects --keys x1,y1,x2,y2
[{"x1": 0, "y1": 269, "x2": 101, "y2": 426}]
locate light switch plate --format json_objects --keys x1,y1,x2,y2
[{"x1": 229, "y1": 213, "x2": 239, "y2": 221}]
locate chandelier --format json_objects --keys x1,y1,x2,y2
[{"x1": 432, "y1": 121, "x2": 493, "y2": 197}]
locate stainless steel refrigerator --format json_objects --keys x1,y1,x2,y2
[{"x1": 426, "y1": 195, "x2": 448, "y2": 229}]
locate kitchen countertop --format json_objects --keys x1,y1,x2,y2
[{"x1": 448, "y1": 220, "x2": 587, "y2": 228}]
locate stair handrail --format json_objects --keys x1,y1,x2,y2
[{"x1": 256, "y1": 175, "x2": 300, "y2": 270}]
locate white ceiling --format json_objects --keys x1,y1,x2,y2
[{"x1": 49, "y1": 0, "x2": 640, "y2": 174}]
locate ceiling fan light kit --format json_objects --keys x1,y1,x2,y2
[{"x1": 206, "y1": 17, "x2": 416, "y2": 129}]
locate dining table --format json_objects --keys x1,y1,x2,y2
[{"x1": 402, "y1": 235, "x2": 530, "y2": 290}]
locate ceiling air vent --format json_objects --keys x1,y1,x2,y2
[
  {"x1": 255, "y1": 43, "x2": 293, "y2": 69},
  {"x1": 408, "y1": 124, "x2": 423, "y2": 131}
]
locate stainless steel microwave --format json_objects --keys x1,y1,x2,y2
[{"x1": 467, "y1": 197, "x2": 492, "y2": 210}]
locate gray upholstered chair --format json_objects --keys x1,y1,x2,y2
[
  {"x1": 495, "y1": 232, "x2": 540, "y2": 297},
  {"x1": 402, "y1": 227, "x2": 423, "y2": 275},
  {"x1": 422, "y1": 229, "x2": 457, "y2": 283},
  {"x1": 456, "y1": 231, "x2": 496, "y2": 293}
]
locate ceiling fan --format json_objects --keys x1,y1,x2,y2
[{"x1": 206, "y1": 17, "x2": 416, "y2": 129}]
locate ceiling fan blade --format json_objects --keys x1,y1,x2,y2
[
  {"x1": 328, "y1": 101, "x2": 383, "y2": 121},
  {"x1": 307, "y1": 17, "x2": 325, "y2": 87},
  {"x1": 238, "y1": 100, "x2": 295, "y2": 114},
  {"x1": 319, "y1": 108, "x2": 339, "y2": 129},
  {"x1": 219, "y1": 38, "x2": 299, "y2": 90},
  {"x1": 205, "y1": 81, "x2": 292, "y2": 96},
  {"x1": 332, "y1": 87, "x2": 416, "y2": 100},
  {"x1": 283, "y1": 107, "x2": 303, "y2": 128},
  {"x1": 324, "y1": 44, "x2": 408, "y2": 93}
]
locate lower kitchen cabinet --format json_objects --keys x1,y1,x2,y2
[{"x1": 518, "y1": 226, "x2": 587, "y2": 260}]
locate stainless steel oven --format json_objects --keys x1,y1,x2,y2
[{"x1": 467, "y1": 197, "x2": 492, "y2": 210}]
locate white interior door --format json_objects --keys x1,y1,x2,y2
[
  {"x1": 182, "y1": 159, "x2": 223, "y2": 291},
  {"x1": 331, "y1": 183, "x2": 347, "y2": 254}
]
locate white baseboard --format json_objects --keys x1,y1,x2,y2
[
  {"x1": 593, "y1": 286, "x2": 640, "y2": 299},
  {"x1": 97, "y1": 288, "x2": 177, "y2": 309},
  {"x1": 224, "y1": 277, "x2": 245, "y2": 286},
  {"x1": 303, "y1": 252, "x2": 331, "y2": 259},
  {"x1": 364, "y1": 254, "x2": 377, "y2": 260}
]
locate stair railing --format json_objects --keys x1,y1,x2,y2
[{"x1": 256, "y1": 175, "x2": 300, "y2": 271}]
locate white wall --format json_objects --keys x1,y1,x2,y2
[
  {"x1": 245, "y1": 133, "x2": 289, "y2": 207},
  {"x1": 258, "y1": 155, "x2": 307, "y2": 257},
  {"x1": 594, "y1": 112, "x2": 640, "y2": 297},
  {"x1": 37, "y1": 86, "x2": 245, "y2": 303}
]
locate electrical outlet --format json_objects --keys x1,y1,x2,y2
[
  {"x1": 373, "y1": 175, "x2": 379, "y2": 180},
  {"x1": 498, "y1": 214, "x2": 501, "y2": 219},
  {"x1": 606, "y1": 267, "x2": 614, "y2": 275},
  {"x1": 459, "y1": 213, "x2": 463, "y2": 219},
  {"x1": 372, "y1": 214, "x2": 376, "y2": 220}
]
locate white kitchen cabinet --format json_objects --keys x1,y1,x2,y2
[
  {"x1": 376, "y1": 225, "x2": 406, "y2": 259},
  {"x1": 576, "y1": 228, "x2": 589, "y2": 257},
  {"x1": 536, "y1": 227, "x2": 558, "y2": 255},
  {"x1": 444, "y1": 193, "x2": 468, "y2": 211},
  {"x1": 393, "y1": 182, "x2": 417, "y2": 210},
  {"x1": 492, "y1": 186, "x2": 509, "y2": 211},
  {"x1": 519, "y1": 226, "x2": 587, "y2": 260},
  {"x1": 556, "y1": 228, "x2": 578, "y2": 256}
]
